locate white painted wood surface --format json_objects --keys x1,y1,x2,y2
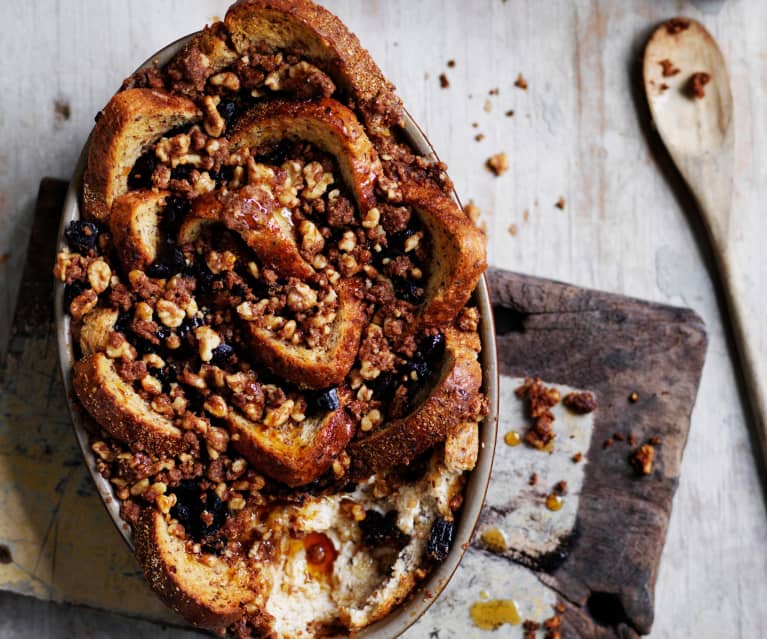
[{"x1": 1, "y1": 0, "x2": 766, "y2": 637}]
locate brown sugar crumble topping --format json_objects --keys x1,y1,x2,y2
[
  {"x1": 562, "y1": 391, "x2": 597, "y2": 414},
  {"x1": 486, "y1": 152, "x2": 509, "y2": 176},
  {"x1": 439, "y1": 73, "x2": 450, "y2": 89},
  {"x1": 555, "y1": 196, "x2": 566, "y2": 210},
  {"x1": 516, "y1": 377, "x2": 560, "y2": 450},
  {"x1": 630, "y1": 444, "x2": 655, "y2": 475},
  {"x1": 688, "y1": 72, "x2": 711, "y2": 99},
  {"x1": 571, "y1": 452, "x2": 583, "y2": 463},
  {"x1": 659, "y1": 58, "x2": 680, "y2": 77},
  {"x1": 514, "y1": 73, "x2": 528, "y2": 90},
  {"x1": 666, "y1": 17, "x2": 691, "y2": 34}
]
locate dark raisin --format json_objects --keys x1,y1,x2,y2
[
  {"x1": 63, "y1": 281, "x2": 87, "y2": 313},
  {"x1": 370, "y1": 371, "x2": 397, "y2": 401},
  {"x1": 360, "y1": 510, "x2": 409, "y2": 548},
  {"x1": 156, "y1": 325, "x2": 170, "y2": 341},
  {"x1": 389, "y1": 228, "x2": 415, "y2": 253},
  {"x1": 425, "y1": 517, "x2": 454, "y2": 562},
  {"x1": 127, "y1": 151, "x2": 156, "y2": 190},
  {"x1": 146, "y1": 262, "x2": 171, "y2": 278},
  {"x1": 392, "y1": 277, "x2": 424, "y2": 305},
  {"x1": 170, "y1": 502, "x2": 191, "y2": 527},
  {"x1": 420, "y1": 332, "x2": 445, "y2": 363},
  {"x1": 217, "y1": 99, "x2": 237, "y2": 123},
  {"x1": 210, "y1": 343, "x2": 234, "y2": 365},
  {"x1": 162, "y1": 195, "x2": 191, "y2": 236},
  {"x1": 403, "y1": 358, "x2": 430, "y2": 381},
  {"x1": 169, "y1": 481, "x2": 227, "y2": 542},
  {"x1": 170, "y1": 164, "x2": 194, "y2": 182},
  {"x1": 114, "y1": 311, "x2": 132, "y2": 334},
  {"x1": 177, "y1": 315, "x2": 204, "y2": 339},
  {"x1": 209, "y1": 164, "x2": 235, "y2": 188},
  {"x1": 253, "y1": 140, "x2": 292, "y2": 166},
  {"x1": 148, "y1": 366, "x2": 174, "y2": 392},
  {"x1": 306, "y1": 387, "x2": 340, "y2": 413},
  {"x1": 64, "y1": 220, "x2": 99, "y2": 254}
]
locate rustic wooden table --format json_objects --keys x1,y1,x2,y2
[{"x1": 1, "y1": 1, "x2": 766, "y2": 637}]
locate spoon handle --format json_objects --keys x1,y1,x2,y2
[{"x1": 691, "y1": 177, "x2": 767, "y2": 471}]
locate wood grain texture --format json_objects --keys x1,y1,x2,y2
[{"x1": 0, "y1": 1, "x2": 766, "y2": 637}]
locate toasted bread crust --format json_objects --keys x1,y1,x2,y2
[
  {"x1": 189, "y1": 185, "x2": 314, "y2": 279},
  {"x1": 134, "y1": 508, "x2": 259, "y2": 630},
  {"x1": 225, "y1": 0, "x2": 403, "y2": 129},
  {"x1": 242, "y1": 278, "x2": 367, "y2": 388},
  {"x1": 349, "y1": 329, "x2": 482, "y2": 478},
  {"x1": 228, "y1": 406, "x2": 354, "y2": 486},
  {"x1": 73, "y1": 353, "x2": 183, "y2": 456},
  {"x1": 401, "y1": 181, "x2": 487, "y2": 329},
  {"x1": 231, "y1": 97, "x2": 381, "y2": 213},
  {"x1": 82, "y1": 88, "x2": 200, "y2": 221},
  {"x1": 109, "y1": 190, "x2": 168, "y2": 273}
]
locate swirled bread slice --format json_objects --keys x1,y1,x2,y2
[
  {"x1": 349, "y1": 328, "x2": 482, "y2": 478},
  {"x1": 185, "y1": 185, "x2": 314, "y2": 280},
  {"x1": 228, "y1": 406, "x2": 354, "y2": 486},
  {"x1": 224, "y1": 0, "x2": 403, "y2": 130},
  {"x1": 109, "y1": 190, "x2": 167, "y2": 273},
  {"x1": 401, "y1": 180, "x2": 487, "y2": 329},
  {"x1": 77, "y1": 308, "x2": 118, "y2": 356},
  {"x1": 230, "y1": 97, "x2": 381, "y2": 213},
  {"x1": 134, "y1": 508, "x2": 261, "y2": 631},
  {"x1": 242, "y1": 278, "x2": 366, "y2": 389},
  {"x1": 73, "y1": 352, "x2": 183, "y2": 456},
  {"x1": 82, "y1": 88, "x2": 201, "y2": 221}
]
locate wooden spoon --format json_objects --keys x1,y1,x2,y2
[{"x1": 643, "y1": 19, "x2": 767, "y2": 469}]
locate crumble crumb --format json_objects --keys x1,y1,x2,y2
[
  {"x1": 464, "y1": 200, "x2": 482, "y2": 225},
  {"x1": 628, "y1": 433, "x2": 637, "y2": 446},
  {"x1": 508, "y1": 223, "x2": 517, "y2": 237},
  {"x1": 571, "y1": 452, "x2": 583, "y2": 463},
  {"x1": 505, "y1": 109, "x2": 515, "y2": 117},
  {"x1": 660, "y1": 82, "x2": 670, "y2": 91},
  {"x1": 562, "y1": 391, "x2": 597, "y2": 414},
  {"x1": 486, "y1": 152, "x2": 509, "y2": 176},
  {"x1": 630, "y1": 444, "x2": 655, "y2": 475},
  {"x1": 613, "y1": 432, "x2": 625, "y2": 442},
  {"x1": 447, "y1": 59, "x2": 456, "y2": 68},
  {"x1": 666, "y1": 17, "x2": 691, "y2": 34},
  {"x1": 603, "y1": 437, "x2": 613, "y2": 449},
  {"x1": 483, "y1": 98, "x2": 492, "y2": 113},
  {"x1": 516, "y1": 378, "x2": 560, "y2": 450},
  {"x1": 523, "y1": 209, "x2": 529, "y2": 222},
  {"x1": 488, "y1": 87, "x2": 499, "y2": 96},
  {"x1": 529, "y1": 472, "x2": 538, "y2": 486},
  {"x1": 474, "y1": 133, "x2": 485, "y2": 142},
  {"x1": 554, "y1": 480, "x2": 568, "y2": 495},
  {"x1": 471, "y1": 121, "x2": 479, "y2": 128},
  {"x1": 439, "y1": 73, "x2": 450, "y2": 89},
  {"x1": 629, "y1": 391, "x2": 639, "y2": 403},
  {"x1": 688, "y1": 72, "x2": 711, "y2": 99},
  {"x1": 514, "y1": 73, "x2": 528, "y2": 90},
  {"x1": 659, "y1": 59, "x2": 680, "y2": 77},
  {"x1": 555, "y1": 196, "x2": 566, "y2": 210},
  {"x1": 649, "y1": 436, "x2": 662, "y2": 446}
]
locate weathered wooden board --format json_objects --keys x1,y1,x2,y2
[{"x1": 0, "y1": 180, "x2": 705, "y2": 637}]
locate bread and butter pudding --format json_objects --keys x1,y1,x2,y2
[{"x1": 55, "y1": 1, "x2": 488, "y2": 636}]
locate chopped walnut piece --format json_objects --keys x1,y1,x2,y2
[
  {"x1": 464, "y1": 201, "x2": 481, "y2": 226},
  {"x1": 688, "y1": 72, "x2": 711, "y2": 99},
  {"x1": 514, "y1": 73, "x2": 528, "y2": 90},
  {"x1": 630, "y1": 444, "x2": 655, "y2": 475},
  {"x1": 486, "y1": 152, "x2": 509, "y2": 176},
  {"x1": 562, "y1": 391, "x2": 597, "y2": 414}
]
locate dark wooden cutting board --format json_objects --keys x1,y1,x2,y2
[{"x1": 0, "y1": 179, "x2": 706, "y2": 637}]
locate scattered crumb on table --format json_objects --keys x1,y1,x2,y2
[
  {"x1": 439, "y1": 73, "x2": 450, "y2": 88},
  {"x1": 486, "y1": 152, "x2": 509, "y2": 176},
  {"x1": 514, "y1": 72, "x2": 528, "y2": 90},
  {"x1": 555, "y1": 196, "x2": 566, "y2": 209}
]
